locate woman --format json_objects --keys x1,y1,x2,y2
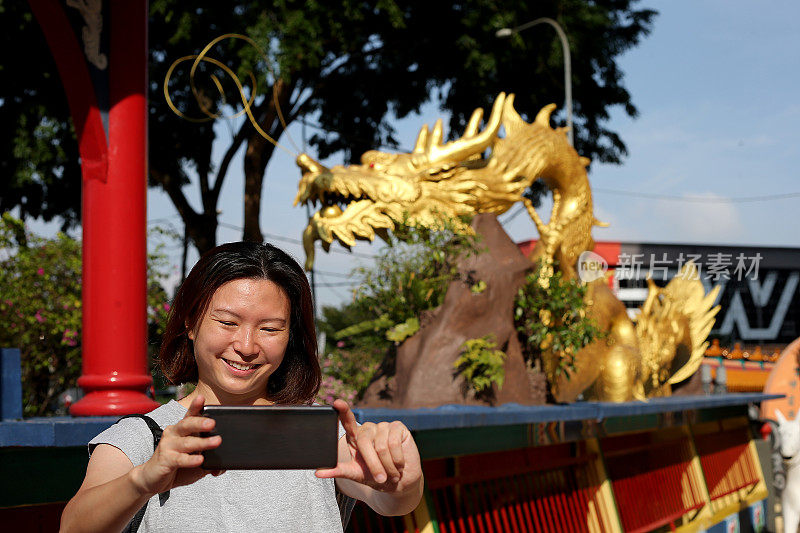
[{"x1": 61, "y1": 242, "x2": 424, "y2": 532}]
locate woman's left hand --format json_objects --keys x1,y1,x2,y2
[{"x1": 316, "y1": 400, "x2": 423, "y2": 494}]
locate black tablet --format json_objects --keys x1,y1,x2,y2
[{"x1": 200, "y1": 405, "x2": 339, "y2": 470}]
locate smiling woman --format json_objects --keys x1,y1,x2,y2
[{"x1": 59, "y1": 242, "x2": 424, "y2": 532}]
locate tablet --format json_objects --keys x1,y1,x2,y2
[{"x1": 200, "y1": 405, "x2": 339, "y2": 470}]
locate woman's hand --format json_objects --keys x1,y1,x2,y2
[
  {"x1": 130, "y1": 395, "x2": 224, "y2": 497},
  {"x1": 316, "y1": 400, "x2": 423, "y2": 495}
]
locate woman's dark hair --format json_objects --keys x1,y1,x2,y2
[{"x1": 159, "y1": 241, "x2": 320, "y2": 405}]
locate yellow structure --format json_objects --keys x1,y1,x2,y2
[{"x1": 295, "y1": 93, "x2": 721, "y2": 403}]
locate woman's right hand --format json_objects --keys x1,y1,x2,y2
[{"x1": 130, "y1": 395, "x2": 224, "y2": 496}]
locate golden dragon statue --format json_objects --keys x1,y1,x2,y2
[{"x1": 294, "y1": 92, "x2": 720, "y2": 402}]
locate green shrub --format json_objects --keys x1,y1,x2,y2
[
  {"x1": 514, "y1": 259, "x2": 604, "y2": 379},
  {"x1": 0, "y1": 214, "x2": 171, "y2": 416},
  {"x1": 343, "y1": 216, "x2": 481, "y2": 342},
  {"x1": 316, "y1": 215, "x2": 483, "y2": 399},
  {"x1": 453, "y1": 335, "x2": 507, "y2": 394}
]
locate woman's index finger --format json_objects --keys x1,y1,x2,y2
[{"x1": 333, "y1": 399, "x2": 359, "y2": 437}]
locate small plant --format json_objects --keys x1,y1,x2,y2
[
  {"x1": 342, "y1": 214, "x2": 482, "y2": 344},
  {"x1": 315, "y1": 214, "x2": 484, "y2": 400},
  {"x1": 385, "y1": 317, "x2": 420, "y2": 343},
  {"x1": 453, "y1": 335, "x2": 507, "y2": 394},
  {"x1": 470, "y1": 280, "x2": 487, "y2": 294},
  {"x1": 514, "y1": 259, "x2": 604, "y2": 379}
]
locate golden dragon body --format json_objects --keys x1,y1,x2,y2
[{"x1": 295, "y1": 93, "x2": 719, "y2": 402}]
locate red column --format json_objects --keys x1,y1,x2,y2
[{"x1": 70, "y1": 0, "x2": 158, "y2": 415}]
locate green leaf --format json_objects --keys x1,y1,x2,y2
[
  {"x1": 470, "y1": 280, "x2": 487, "y2": 294},
  {"x1": 385, "y1": 316, "x2": 420, "y2": 343}
]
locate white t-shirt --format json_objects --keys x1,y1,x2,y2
[{"x1": 89, "y1": 400, "x2": 348, "y2": 533}]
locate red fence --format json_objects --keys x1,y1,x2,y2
[
  {"x1": 601, "y1": 433, "x2": 705, "y2": 533},
  {"x1": 422, "y1": 443, "x2": 608, "y2": 533},
  {"x1": 345, "y1": 424, "x2": 764, "y2": 533},
  {"x1": 694, "y1": 426, "x2": 760, "y2": 501}
]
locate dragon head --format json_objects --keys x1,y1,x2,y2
[{"x1": 294, "y1": 94, "x2": 510, "y2": 270}]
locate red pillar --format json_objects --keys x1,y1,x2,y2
[{"x1": 70, "y1": 0, "x2": 158, "y2": 415}]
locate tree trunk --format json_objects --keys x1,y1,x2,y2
[
  {"x1": 187, "y1": 213, "x2": 218, "y2": 256},
  {"x1": 242, "y1": 79, "x2": 293, "y2": 242}
]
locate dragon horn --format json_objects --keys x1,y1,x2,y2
[
  {"x1": 413, "y1": 125, "x2": 430, "y2": 153},
  {"x1": 463, "y1": 108, "x2": 484, "y2": 138},
  {"x1": 425, "y1": 92, "x2": 506, "y2": 164},
  {"x1": 535, "y1": 103, "x2": 558, "y2": 126},
  {"x1": 430, "y1": 119, "x2": 444, "y2": 148}
]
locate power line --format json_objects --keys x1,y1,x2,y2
[
  {"x1": 313, "y1": 269, "x2": 355, "y2": 279},
  {"x1": 218, "y1": 220, "x2": 378, "y2": 259},
  {"x1": 314, "y1": 281, "x2": 360, "y2": 287},
  {"x1": 593, "y1": 188, "x2": 800, "y2": 203}
]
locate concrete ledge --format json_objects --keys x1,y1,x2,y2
[
  {"x1": 353, "y1": 393, "x2": 783, "y2": 430},
  {"x1": 0, "y1": 417, "x2": 117, "y2": 447},
  {"x1": 0, "y1": 393, "x2": 780, "y2": 447}
]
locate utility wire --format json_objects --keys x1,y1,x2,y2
[
  {"x1": 593, "y1": 188, "x2": 800, "y2": 204},
  {"x1": 313, "y1": 269, "x2": 356, "y2": 279},
  {"x1": 314, "y1": 281, "x2": 360, "y2": 287},
  {"x1": 217, "y1": 221, "x2": 378, "y2": 259}
]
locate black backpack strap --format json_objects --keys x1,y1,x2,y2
[
  {"x1": 116, "y1": 414, "x2": 164, "y2": 533},
  {"x1": 336, "y1": 488, "x2": 356, "y2": 530},
  {"x1": 117, "y1": 414, "x2": 163, "y2": 449}
]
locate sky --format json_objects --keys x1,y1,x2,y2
[{"x1": 30, "y1": 1, "x2": 800, "y2": 311}]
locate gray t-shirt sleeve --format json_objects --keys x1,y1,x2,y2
[{"x1": 88, "y1": 417, "x2": 157, "y2": 467}]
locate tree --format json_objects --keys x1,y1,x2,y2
[
  {"x1": 3, "y1": 0, "x2": 656, "y2": 255},
  {"x1": 0, "y1": 0, "x2": 81, "y2": 229}
]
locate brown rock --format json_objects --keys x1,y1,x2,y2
[
  {"x1": 671, "y1": 368, "x2": 704, "y2": 396},
  {"x1": 358, "y1": 214, "x2": 546, "y2": 408}
]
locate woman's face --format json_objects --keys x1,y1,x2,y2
[{"x1": 188, "y1": 277, "x2": 291, "y2": 405}]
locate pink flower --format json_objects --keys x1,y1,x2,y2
[
  {"x1": 37, "y1": 268, "x2": 44, "y2": 276},
  {"x1": 62, "y1": 329, "x2": 78, "y2": 347},
  {"x1": 34, "y1": 310, "x2": 45, "y2": 323},
  {"x1": 336, "y1": 340, "x2": 345, "y2": 348},
  {"x1": 163, "y1": 303, "x2": 171, "y2": 311}
]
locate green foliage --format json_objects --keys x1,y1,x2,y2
[
  {"x1": 385, "y1": 317, "x2": 420, "y2": 343},
  {"x1": 333, "y1": 314, "x2": 393, "y2": 340},
  {"x1": 348, "y1": 217, "x2": 482, "y2": 332},
  {"x1": 0, "y1": 216, "x2": 171, "y2": 416},
  {"x1": 514, "y1": 260, "x2": 604, "y2": 378},
  {"x1": 470, "y1": 280, "x2": 487, "y2": 294},
  {"x1": 317, "y1": 217, "x2": 482, "y2": 398},
  {"x1": 0, "y1": 0, "x2": 81, "y2": 229},
  {"x1": 453, "y1": 335, "x2": 507, "y2": 394},
  {"x1": 316, "y1": 305, "x2": 386, "y2": 402},
  {"x1": 3, "y1": 0, "x2": 656, "y2": 254}
]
